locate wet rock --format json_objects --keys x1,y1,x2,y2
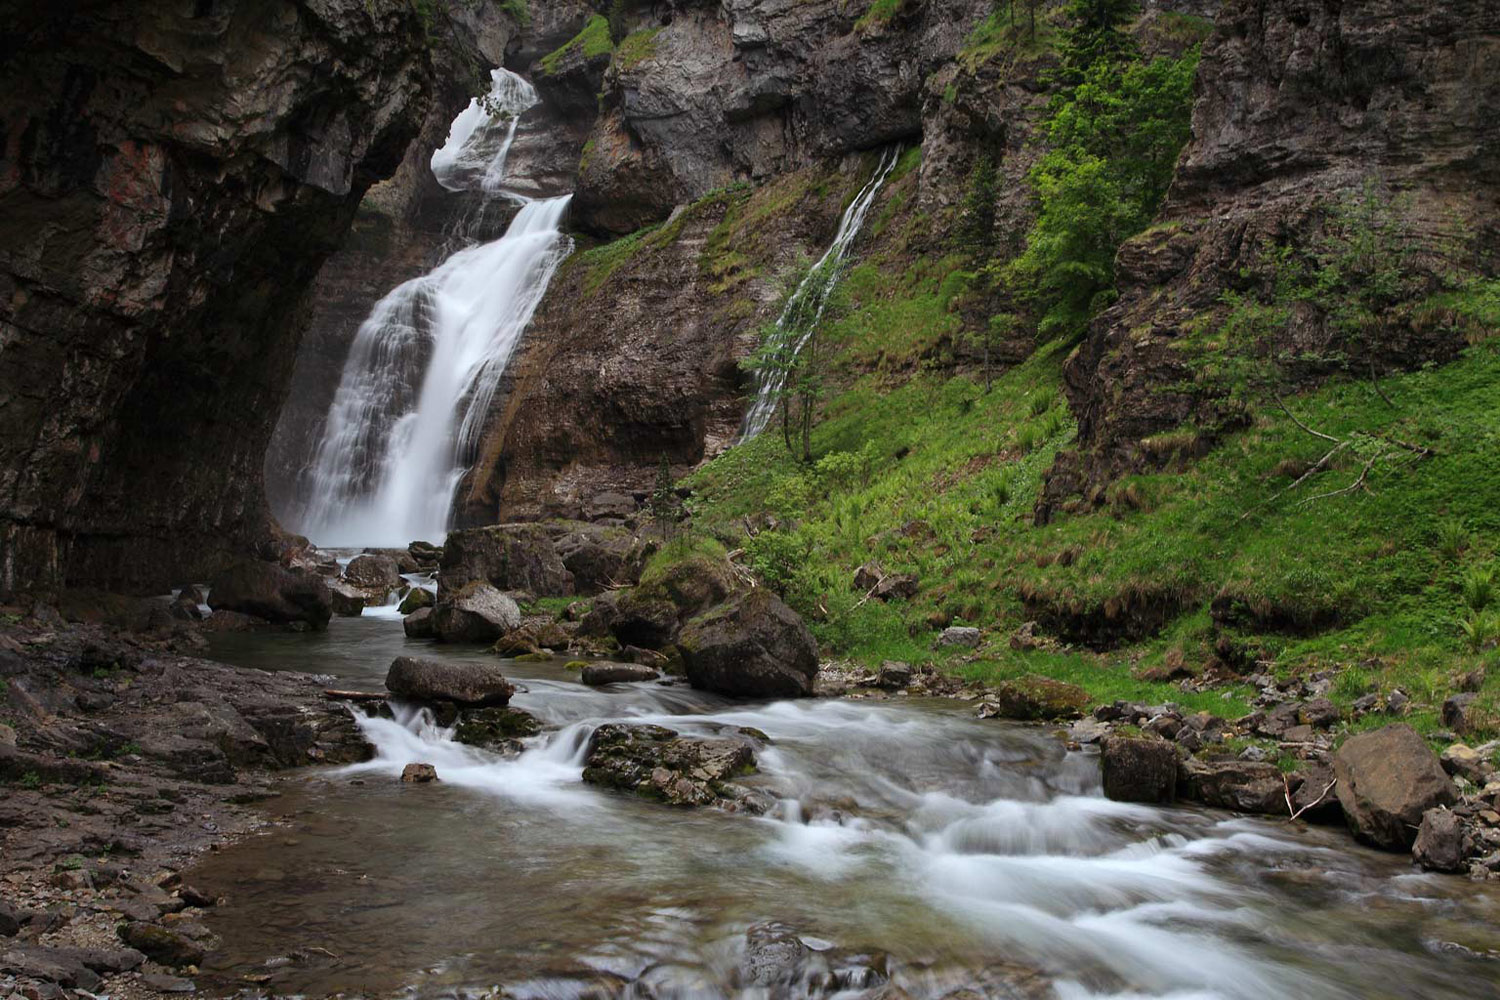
[
  {"x1": 1334, "y1": 724, "x2": 1457, "y2": 850},
  {"x1": 452, "y1": 707, "x2": 542, "y2": 748},
  {"x1": 168, "y1": 595, "x2": 203, "y2": 622},
  {"x1": 118, "y1": 922, "x2": 204, "y2": 968},
  {"x1": 981, "y1": 675, "x2": 1089, "y2": 721},
  {"x1": 402, "y1": 606, "x2": 436, "y2": 639},
  {"x1": 1413, "y1": 808, "x2": 1470, "y2": 872},
  {"x1": 581, "y1": 662, "x2": 660, "y2": 686},
  {"x1": 935, "y1": 626, "x2": 981, "y2": 649},
  {"x1": 398, "y1": 587, "x2": 434, "y2": 615},
  {"x1": 328, "y1": 580, "x2": 369, "y2": 616},
  {"x1": 582, "y1": 722, "x2": 757, "y2": 807},
  {"x1": 1442, "y1": 693, "x2": 1479, "y2": 734},
  {"x1": 438, "y1": 524, "x2": 572, "y2": 598},
  {"x1": 431, "y1": 582, "x2": 522, "y2": 642},
  {"x1": 678, "y1": 590, "x2": 820, "y2": 698},
  {"x1": 738, "y1": 921, "x2": 808, "y2": 989},
  {"x1": 1100, "y1": 736, "x2": 1177, "y2": 804},
  {"x1": 401, "y1": 762, "x2": 438, "y2": 783},
  {"x1": 1178, "y1": 758, "x2": 1287, "y2": 815},
  {"x1": 207, "y1": 560, "x2": 332, "y2": 629},
  {"x1": 140, "y1": 973, "x2": 197, "y2": 992},
  {"x1": 876, "y1": 661, "x2": 912, "y2": 690},
  {"x1": 385, "y1": 656, "x2": 514, "y2": 706},
  {"x1": 344, "y1": 554, "x2": 401, "y2": 593},
  {"x1": 1287, "y1": 763, "x2": 1342, "y2": 823},
  {"x1": 0, "y1": 900, "x2": 19, "y2": 937}
]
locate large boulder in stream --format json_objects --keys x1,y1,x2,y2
[
  {"x1": 1334, "y1": 723, "x2": 1457, "y2": 849},
  {"x1": 678, "y1": 590, "x2": 819, "y2": 698},
  {"x1": 582, "y1": 723, "x2": 764, "y2": 808},
  {"x1": 430, "y1": 582, "x2": 522, "y2": 642},
  {"x1": 385, "y1": 656, "x2": 514, "y2": 706},
  {"x1": 207, "y1": 560, "x2": 332, "y2": 629},
  {"x1": 1100, "y1": 735, "x2": 1177, "y2": 804},
  {"x1": 438, "y1": 524, "x2": 572, "y2": 597},
  {"x1": 553, "y1": 524, "x2": 650, "y2": 595},
  {"x1": 583, "y1": 553, "x2": 737, "y2": 648},
  {"x1": 344, "y1": 553, "x2": 402, "y2": 591},
  {"x1": 403, "y1": 607, "x2": 435, "y2": 638}
]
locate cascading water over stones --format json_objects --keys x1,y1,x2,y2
[{"x1": 295, "y1": 70, "x2": 573, "y2": 547}]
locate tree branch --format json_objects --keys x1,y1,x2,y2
[
  {"x1": 1275, "y1": 393, "x2": 1340, "y2": 443},
  {"x1": 1240, "y1": 439, "x2": 1349, "y2": 521}
]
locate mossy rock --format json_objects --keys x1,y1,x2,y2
[
  {"x1": 453, "y1": 707, "x2": 543, "y2": 748},
  {"x1": 564, "y1": 660, "x2": 588, "y2": 671},
  {"x1": 513, "y1": 651, "x2": 552, "y2": 663}
]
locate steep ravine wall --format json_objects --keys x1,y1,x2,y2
[{"x1": 0, "y1": 1, "x2": 447, "y2": 597}]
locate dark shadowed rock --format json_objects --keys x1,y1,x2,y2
[
  {"x1": 402, "y1": 607, "x2": 435, "y2": 639},
  {"x1": 438, "y1": 524, "x2": 572, "y2": 597},
  {"x1": 385, "y1": 656, "x2": 514, "y2": 707},
  {"x1": 1334, "y1": 724, "x2": 1457, "y2": 849},
  {"x1": 678, "y1": 590, "x2": 819, "y2": 698},
  {"x1": 581, "y1": 662, "x2": 660, "y2": 686},
  {"x1": 431, "y1": 582, "x2": 522, "y2": 643},
  {"x1": 852, "y1": 561, "x2": 885, "y2": 592},
  {"x1": 1178, "y1": 758, "x2": 1287, "y2": 814},
  {"x1": 208, "y1": 560, "x2": 332, "y2": 629},
  {"x1": 876, "y1": 661, "x2": 913, "y2": 689},
  {"x1": 582, "y1": 722, "x2": 758, "y2": 807},
  {"x1": 553, "y1": 524, "x2": 649, "y2": 594},
  {"x1": 1412, "y1": 808, "x2": 1469, "y2": 872},
  {"x1": 1442, "y1": 692, "x2": 1479, "y2": 734},
  {"x1": 452, "y1": 706, "x2": 542, "y2": 748},
  {"x1": 118, "y1": 922, "x2": 204, "y2": 968},
  {"x1": 1100, "y1": 736, "x2": 1177, "y2": 804},
  {"x1": 874, "y1": 573, "x2": 920, "y2": 601},
  {"x1": 328, "y1": 580, "x2": 369, "y2": 617}
]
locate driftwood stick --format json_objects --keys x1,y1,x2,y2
[
  {"x1": 324, "y1": 689, "x2": 386, "y2": 701},
  {"x1": 1288, "y1": 779, "x2": 1338, "y2": 822}
]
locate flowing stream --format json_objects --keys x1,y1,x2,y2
[
  {"x1": 298, "y1": 70, "x2": 573, "y2": 548},
  {"x1": 740, "y1": 147, "x2": 902, "y2": 441},
  {"x1": 197, "y1": 619, "x2": 1500, "y2": 999}
]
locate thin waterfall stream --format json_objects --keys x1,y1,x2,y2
[
  {"x1": 297, "y1": 69, "x2": 573, "y2": 548},
  {"x1": 740, "y1": 147, "x2": 901, "y2": 442}
]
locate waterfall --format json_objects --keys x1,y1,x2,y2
[
  {"x1": 739, "y1": 147, "x2": 901, "y2": 441},
  {"x1": 297, "y1": 69, "x2": 573, "y2": 548}
]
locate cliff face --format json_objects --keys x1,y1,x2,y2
[
  {"x1": 1041, "y1": 0, "x2": 1500, "y2": 515},
  {"x1": 0, "y1": 0, "x2": 436, "y2": 596}
]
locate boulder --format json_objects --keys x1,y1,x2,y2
[
  {"x1": 1442, "y1": 692, "x2": 1479, "y2": 734},
  {"x1": 438, "y1": 523, "x2": 572, "y2": 598},
  {"x1": 452, "y1": 707, "x2": 542, "y2": 748},
  {"x1": 935, "y1": 626, "x2": 981, "y2": 649},
  {"x1": 583, "y1": 491, "x2": 638, "y2": 521},
  {"x1": 852, "y1": 561, "x2": 885, "y2": 592},
  {"x1": 401, "y1": 762, "x2": 438, "y2": 783},
  {"x1": 398, "y1": 587, "x2": 433, "y2": 614},
  {"x1": 384, "y1": 656, "x2": 514, "y2": 706},
  {"x1": 981, "y1": 675, "x2": 1089, "y2": 721},
  {"x1": 739, "y1": 922, "x2": 809, "y2": 990},
  {"x1": 874, "y1": 573, "x2": 920, "y2": 601},
  {"x1": 117, "y1": 923, "x2": 204, "y2": 968},
  {"x1": 876, "y1": 661, "x2": 913, "y2": 690},
  {"x1": 1178, "y1": 758, "x2": 1287, "y2": 814},
  {"x1": 678, "y1": 590, "x2": 819, "y2": 698},
  {"x1": 581, "y1": 662, "x2": 660, "y2": 686},
  {"x1": 554, "y1": 525, "x2": 648, "y2": 594},
  {"x1": 1334, "y1": 724, "x2": 1457, "y2": 849},
  {"x1": 430, "y1": 582, "x2": 522, "y2": 643},
  {"x1": 328, "y1": 580, "x2": 368, "y2": 616},
  {"x1": 408, "y1": 540, "x2": 444, "y2": 566},
  {"x1": 1100, "y1": 736, "x2": 1177, "y2": 804},
  {"x1": 606, "y1": 593, "x2": 680, "y2": 649},
  {"x1": 402, "y1": 607, "x2": 435, "y2": 639},
  {"x1": 1440, "y1": 743, "x2": 1495, "y2": 784},
  {"x1": 1412, "y1": 808, "x2": 1469, "y2": 872},
  {"x1": 207, "y1": 560, "x2": 332, "y2": 629},
  {"x1": 344, "y1": 553, "x2": 401, "y2": 591},
  {"x1": 581, "y1": 723, "x2": 758, "y2": 807}
]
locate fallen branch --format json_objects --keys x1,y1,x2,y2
[
  {"x1": 1240, "y1": 439, "x2": 1349, "y2": 521},
  {"x1": 1297, "y1": 451, "x2": 1380, "y2": 507},
  {"x1": 323, "y1": 689, "x2": 386, "y2": 701},
  {"x1": 1369, "y1": 361, "x2": 1398, "y2": 410},
  {"x1": 850, "y1": 577, "x2": 885, "y2": 611},
  {"x1": 1287, "y1": 778, "x2": 1338, "y2": 822},
  {"x1": 1275, "y1": 393, "x2": 1340, "y2": 443}
]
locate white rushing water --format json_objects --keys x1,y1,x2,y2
[
  {"x1": 739, "y1": 147, "x2": 902, "y2": 441},
  {"x1": 298, "y1": 70, "x2": 573, "y2": 548}
]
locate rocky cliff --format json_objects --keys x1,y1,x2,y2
[
  {"x1": 1041, "y1": 0, "x2": 1500, "y2": 515},
  {"x1": 0, "y1": 0, "x2": 438, "y2": 596}
]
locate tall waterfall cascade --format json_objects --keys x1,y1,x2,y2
[
  {"x1": 739, "y1": 147, "x2": 901, "y2": 441},
  {"x1": 298, "y1": 69, "x2": 573, "y2": 547}
]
